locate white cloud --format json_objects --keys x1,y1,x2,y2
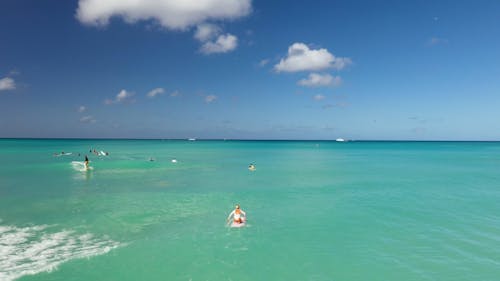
[
  {"x1": 76, "y1": 0, "x2": 252, "y2": 30},
  {"x1": 116, "y1": 89, "x2": 132, "y2": 101},
  {"x1": 194, "y1": 23, "x2": 238, "y2": 55},
  {"x1": 170, "y1": 90, "x2": 180, "y2": 97},
  {"x1": 205, "y1": 94, "x2": 217, "y2": 103},
  {"x1": 298, "y1": 73, "x2": 342, "y2": 87},
  {"x1": 274, "y1": 43, "x2": 351, "y2": 72},
  {"x1": 313, "y1": 94, "x2": 326, "y2": 101},
  {"x1": 80, "y1": 115, "x2": 96, "y2": 123},
  {"x1": 331, "y1": 57, "x2": 352, "y2": 70},
  {"x1": 147, "y1": 87, "x2": 165, "y2": 98},
  {"x1": 78, "y1": 105, "x2": 87, "y2": 113},
  {"x1": 0, "y1": 77, "x2": 16, "y2": 91},
  {"x1": 258, "y1": 59, "x2": 269, "y2": 67},
  {"x1": 200, "y1": 33, "x2": 237, "y2": 54},
  {"x1": 105, "y1": 89, "x2": 134, "y2": 104},
  {"x1": 194, "y1": 23, "x2": 220, "y2": 41}
]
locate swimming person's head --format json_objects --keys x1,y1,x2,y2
[{"x1": 235, "y1": 204, "x2": 240, "y2": 209}]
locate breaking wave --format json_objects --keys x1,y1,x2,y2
[{"x1": 0, "y1": 223, "x2": 120, "y2": 281}]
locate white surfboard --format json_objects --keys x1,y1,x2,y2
[
  {"x1": 71, "y1": 161, "x2": 92, "y2": 172},
  {"x1": 230, "y1": 218, "x2": 246, "y2": 228}
]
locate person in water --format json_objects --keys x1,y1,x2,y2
[
  {"x1": 227, "y1": 204, "x2": 246, "y2": 224},
  {"x1": 84, "y1": 155, "x2": 89, "y2": 169},
  {"x1": 248, "y1": 164, "x2": 256, "y2": 171}
]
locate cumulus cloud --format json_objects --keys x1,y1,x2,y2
[
  {"x1": 193, "y1": 23, "x2": 238, "y2": 54},
  {"x1": 105, "y1": 89, "x2": 134, "y2": 104},
  {"x1": 194, "y1": 23, "x2": 221, "y2": 41},
  {"x1": 200, "y1": 33, "x2": 237, "y2": 54},
  {"x1": 298, "y1": 73, "x2": 342, "y2": 87},
  {"x1": 147, "y1": 87, "x2": 165, "y2": 98},
  {"x1": 274, "y1": 43, "x2": 351, "y2": 72},
  {"x1": 205, "y1": 94, "x2": 217, "y2": 103},
  {"x1": 80, "y1": 115, "x2": 96, "y2": 123},
  {"x1": 76, "y1": 1, "x2": 248, "y2": 54},
  {"x1": 258, "y1": 59, "x2": 269, "y2": 67},
  {"x1": 116, "y1": 89, "x2": 132, "y2": 101},
  {"x1": 76, "y1": 0, "x2": 252, "y2": 30},
  {"x1": 78, "y1": 105, "x2": 87, "y2": 113},
  {"x1": 0, "y1": 77, "x2": 16, "y2": 91}
]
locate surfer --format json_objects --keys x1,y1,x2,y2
[
  {"x1": 84, "y1": 155, "x2": 89, "y2": 170},
  {"x1": 227, "y1": 204, "x2": 246, "y2": 224}
]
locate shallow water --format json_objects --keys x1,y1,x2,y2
[{"x1": 1, "y1": 139, "x2": 500, "y2": 280}]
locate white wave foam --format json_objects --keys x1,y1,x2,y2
[{"x1": 0, "y1": 223, "x2": 120, "y2": 281}]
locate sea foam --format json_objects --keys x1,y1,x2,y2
[{"x1": 0, "y1": 223, "x2": 119, "y2": 281}]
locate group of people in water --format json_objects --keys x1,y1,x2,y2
[
  {"x1": 91, "y1": 148, "x2": 109, "y2": 156},
  {"x1": 59, "y1": 148, "x2": 251, "y2": 226},
  {"x1": 53, "y1": 148, "x2": 109, "y2": 171}
]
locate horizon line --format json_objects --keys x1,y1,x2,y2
[{"x1": 1, "y1": 137, "x2": 500, "y2": 142}]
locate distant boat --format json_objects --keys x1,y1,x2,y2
[
  {"x1": 188, "y1": 138, "x2": 196, "y2": 141},
  {"x1": 336, "y1": 138, "x2": 346, "y2": 142}
]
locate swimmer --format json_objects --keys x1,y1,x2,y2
[
  {"x1": 248, "y1": 164, "x2": 256, "y2": 171},
  {"x1": 84, "y1": 155, "x2": 89, "y2": 169},
  {"x1": 227, "y1": 204, "x2": 246, "y2": 224}
]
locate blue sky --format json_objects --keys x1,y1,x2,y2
[{"x1": 1, "y1": 0, "x2": 500, "y2": 140}]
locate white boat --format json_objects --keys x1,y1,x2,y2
[
  {"x1": 336, "y1": 138, "x2": 345, "y2": 142},
  {"x1": 188, "y1": 138, "x2": 196, "y2": 141}
]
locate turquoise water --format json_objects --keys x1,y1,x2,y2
[{"x1": 1, "y1": 139, "x2": 500, "y2": 281}]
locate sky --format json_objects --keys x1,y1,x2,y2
[{"x1": 1, "y1": 0, "x2": 500, "y2": 140}]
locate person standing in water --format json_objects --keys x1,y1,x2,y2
[
  {"x1": 84, "y1": 155, "x2": 89, "y2": 170},
  {"x1": 227, "y1": 204, "x2": 246, "y2": 224}
]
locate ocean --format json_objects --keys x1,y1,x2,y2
[{"x1": 1, "y1": 139, "x2": 500, "y2": 281}]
